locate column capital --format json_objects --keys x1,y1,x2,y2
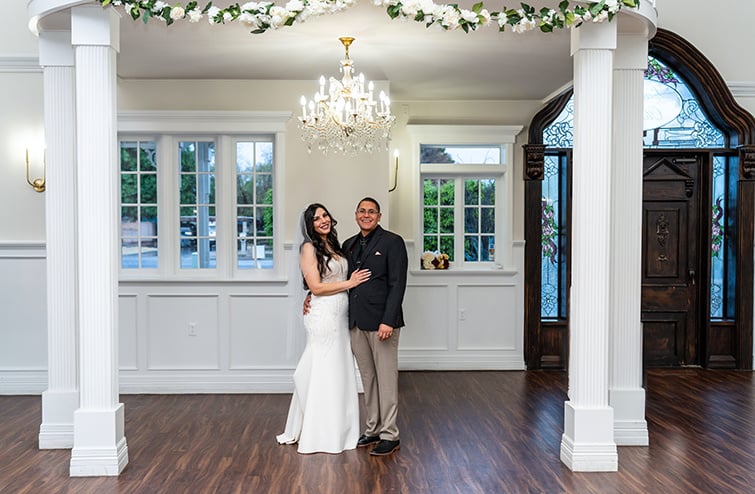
[
  {"x1": 71, "y1": 5, "x2": 120, "y2": 52},
  {"x1": 571, "y1": 21, "x2": 617, "y2": 55},
  {"x1": 615, "y1": 34, "x2": 649, "y2": 71},
  {"x1": 39, "y1": 31, "x2": 73, "y2": 67}
]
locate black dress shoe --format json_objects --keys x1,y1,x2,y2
[
  {"x1": 369, "y1": 439, "x2": 400, "y2": 456},
  {"x1": 357, "y1": 434, "x2": 380, "y2": 448}
]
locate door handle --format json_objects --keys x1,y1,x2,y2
[{"x1": 689, "y1": 269, "x2": 696, "y2": 286}]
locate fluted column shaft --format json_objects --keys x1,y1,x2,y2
[
  {"x1": 69, "y1": 5, "x2": 128, "y2": 477},
  {"x1": 561, "y1": 20, "x2": 617, "y2": 472},
  {"x1": 610, "y1": 33, "x2": 649, "y2": 446},
  {"x1": 38, "y1": 30, "x2": 79, "y2": 450}
]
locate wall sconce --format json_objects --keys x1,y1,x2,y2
[
  {"x1": 389, "y1": 149, "x2": 399, "y2": 193},
  {"x1": 25, "y1": 148, "x2": 45, "y2": 192}
]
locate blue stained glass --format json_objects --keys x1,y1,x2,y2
[
  {"x1": 541, "y1": 155, "x2": 562, "y2": 319},
  {"x1": 643, "y1": 58, "x2": 725, "y2": 148},
  {"x1": 543, "y1": 57, "x2": 725, "y2": 149},
  {"x1": 710, "y1": 156, "x2": 726, "y2": 319}
]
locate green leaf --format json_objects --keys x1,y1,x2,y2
[{"x1": 472, "y1": 2, "x2": 483, "y2": 14}]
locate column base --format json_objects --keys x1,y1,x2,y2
[
  {"x1": 70, "y1": 404, "x2": 128, "y2": 477},
  {"x1": 610, "y1": 387, "x2": 649, "y2": 446},
  {"x1": 39, "y1": 390, "x2": 79, "y2": 449},
  {"x1": 560, "y1": 401, "x2": 617, "y2": 471}
]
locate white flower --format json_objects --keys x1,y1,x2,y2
[
  {"x1": 241, "y1": 2, "x2": 260, "y2": 10},
  {"x1": 269, "y1": 6, "x2": 289, "y2": 27},
  {"x1": 169, "y1": 6, "x2": 185, "y2": 20},
  {"x1": 223, "y1": 11, "x2": 233, "y2": 22},
  {"x1": 187, "y1": 8, "x2": 202, "y2": 22},
  {"x1": 239, "y1": 12, "x2": 260, "y2": 27},
  {"x1": 461, "y1": 9, "x2": 478, "y2": 24},
  {"x1": 207, "y1": 6, "x2": 221, "y2": 23},
  {"x1": 285, "y1": 0, "x2": 305, "y2": 12},
  {"x1": 153, "y1": 1, "x2": 168, "y2": 12},
  {"x1": 606, "y1": 0, "x2": 620, "y2": 13},
  {"x1": 497, "y1": 12, "x2": 509, "y2": 28}
]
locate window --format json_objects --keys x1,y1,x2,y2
[
  {"x1": 118, "y1": 111, "x2": 289, "y2": 280},
  {"x1": 179, "y1": 140, "x2": 216, "y2": 269},
  {"x1": 410, "y1": 125, "x2": 522, "y2": 270},
  {"x1": 120, "y1": 140, "x2": 158, "y2": 269},
  {"x1": 235, "y1": 140, "x2": 274, "y2": 270}
]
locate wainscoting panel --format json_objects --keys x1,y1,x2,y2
[
  {"x1": 146, "y1": 294, "x2": 221, "y2": 370},
  {"x1": 228, "y1": 294, "x2": 291, "y2": 369},
  {"x1": 402, "y1": 284, "x2": 450, "y2": 351},
  {"x1": 118, "y1": 294, "x2": 138, "y2": 370},
  {"x1": 457, "y1": 284, "x2": 518, "y2": 350}
]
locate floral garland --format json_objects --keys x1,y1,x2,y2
[{"x1": 99, "y1": 0, "x2": 639, "y2": 35}]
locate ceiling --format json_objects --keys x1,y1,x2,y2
[{"x1": 113, "y1": 0, "x2": 576, "y2": 102}]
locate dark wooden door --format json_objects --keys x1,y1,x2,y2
[{"x1": 642, "y1": 153, "x2": 704, "y2": 367}]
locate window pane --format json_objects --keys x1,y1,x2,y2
[
  {"x1": 464, "y1": 208, "x2": 479, "y2": 234},
  {"x1": 121, "y1": 174, "x2": 137, "y2": 203},
  {"x1": 236, "y1": 142, "x2": 255, "y2": 172},
  {"x1": 440, "y1": 236, "x2": 454, "y2": 261},
  {"x1": 140, "y1": 174, "x2": 157, "y2": 204},
  {"x1": 181, "y1": 175, "x2": 196, "y2": 202},
  {"x1": 465, "y1": 180, "x2": 479, "y2": 205},
  {"x1": 424, "y1": 179, "x2": 439, "y2": 205},
  {"x1": 464, "y1": 236, "x2": 479, "y2": 262},
  {"x1": 237, "y1": 175, "x2": 254, "y2": 204},
  {"x1": 423, "y1": 207, "x2": 437, "y2": 234},
  {"x1": 481, "y1": 208, "x2": 495, "y2": 233},
  {"x1": 439, "y1": 208, "x2": 454, "y2": 234},
  {"x1": 141, "y1": 238, "x2": 158, "y2": 268},
  {"x1": 423, "y1": 236, "x2": 438, "y2": 252},
  {"x1": 421, "y1": 145, "x2": 501, "y2": 164},
  {"x1": 121, "y1": 142, "x2": 137, "y2": 171},
  {"x1": 439, "y1": 180, "x2": 454, "y2": 206},
  {"x1": 140, "y1": 142, "x2": 157, "y2": 172},
  {"x1": 256, "y1": 175, "x2": 273, "y2": 205},
  {"x1": 256, "y1": 142, "x2": 273, "y2": 172},
  {"x1": 257, "y1": 206, "x2": 273, "y2": 236},
  {"x1": 480, "y1": 179, "x2": 495, "y2": 205},
  {"x1": 481, "y1": 235, "x2": 495, "y2": 262}
]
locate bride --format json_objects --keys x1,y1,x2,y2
[{"x1": 276, "y1": 203, "x2": 370, "y2": 454}]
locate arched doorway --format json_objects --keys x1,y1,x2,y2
[{"x1": 524, "y1": 28, "x2": 755, "y2": 370}]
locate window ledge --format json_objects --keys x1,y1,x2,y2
[{"x1": 410, "y1": 266, "x2": 518, "y2": 276}]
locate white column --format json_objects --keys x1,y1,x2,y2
[
  {"x1": 610, "y1": 33, "x2": 649, "y2": 447},
  {"x1": 561, "y1": 20, "x2": 618, "y2": 472},
  {"x1": 69, "y1": 5, "x2": 128, "y2": 477},
  {"x1": 38, "y1": 30, "x2": 79, "y2": 450}
]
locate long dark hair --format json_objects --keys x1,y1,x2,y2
[{"x1": 301, "y1": 203, "x2": 344, "y2": 289}]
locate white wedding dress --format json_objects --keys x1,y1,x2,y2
[{"x1": 276, "y1": 256, "x2": 360, "y2": 454}]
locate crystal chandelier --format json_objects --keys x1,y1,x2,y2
[{"x1": 298, "y1": 37, "x2": 396, "y2": 155}]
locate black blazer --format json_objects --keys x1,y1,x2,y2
[{"x1": 343, "y1": 225, "x2": 408, "y2": 331}]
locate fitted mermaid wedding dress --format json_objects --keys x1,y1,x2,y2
[{"x1": 276, "y1": 256, "x2": 360, "y2": 454}]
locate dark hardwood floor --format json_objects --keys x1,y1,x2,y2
[{"x1": 0, "y1": 369, "x2": 753, "y2": 493}]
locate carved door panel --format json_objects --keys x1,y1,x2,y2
[{"x1": 642, "y1": 154, "x2": 702, "y2": 367}]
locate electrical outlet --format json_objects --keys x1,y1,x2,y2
[
  {"x1": 188, "y1": 322, "x2": 197, "y2": 336},
  {"x1": 459, "y1": 309, "x2": 466, "y2": 321}
]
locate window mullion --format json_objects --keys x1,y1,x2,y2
[{"x1": 455, "y1": 177, "x2": 465, "y2": 267}]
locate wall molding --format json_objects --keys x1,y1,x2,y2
[
  {"x1": 0, "y1": 370, "x2": 47, "y2": 395},
  {"x1": 0, "y1": 241, "x2": 46, "y2": 259},
  {"x1": 0, "y1": 56, "x2": 41, "y2": 73},
  {"x1": 728, "y1": 82, "x2": 755, "y2": 98}
]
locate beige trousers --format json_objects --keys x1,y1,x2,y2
[{"x1": 350, "y1": 327, "x2": 400, "y2": 441}]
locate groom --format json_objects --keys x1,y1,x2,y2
[{"x1": 343, "y1": 197, "x2": 408, "y2": 456}]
